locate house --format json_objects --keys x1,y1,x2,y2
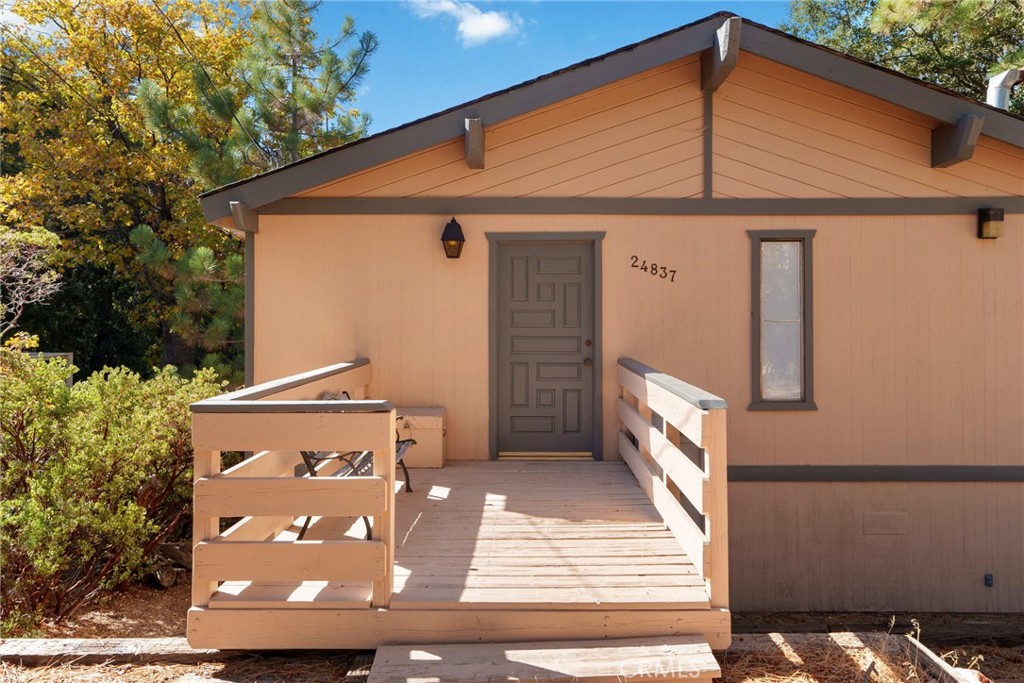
[{"x1": 187, "y1": 11, "x2": 1023, "y2": 666}]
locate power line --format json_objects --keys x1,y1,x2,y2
[
  {"x1": 148, "y1": 0, "x2": 273, "y2": 165},
  {"x1": 0, "y1": 23, "x2": 188, "y2": 200}
]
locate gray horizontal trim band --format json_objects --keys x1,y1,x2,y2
[
  {"x1": 618, "y1": 357, "x2": 727, "y2": 410},
  {"x1": 191, "y1": 399, "x2": 394, "y2": 414},
  {"x1": 728, "y1": 465, "x2": 1024, "y2": 482},
  {"x1": 485, "y1": 231, "x2": 607, "y2": 242},
  {"x1": 260, "y1": 196, "x2": 1024, "y2": 216},
  {"x1": 194, "y1": 357, "x2": 369, "y2": 404},
  {"x1": 742, "y1": 24, "x2": 1022, "y2": 145}
]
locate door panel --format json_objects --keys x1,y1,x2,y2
[{"x1": 497, "y1": 242, "x2": 595, "y2": 455}]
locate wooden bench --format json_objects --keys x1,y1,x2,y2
[{"x1": 296, "y1": 391, "x2": 415, "y2": 540}]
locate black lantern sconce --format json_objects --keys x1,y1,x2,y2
[
  {"x1": 978, "y1": 208, "x2": 1004, "y2": 239},
  {"x1": 441, "y1": 217, "x2": 465, "y2": 258}
]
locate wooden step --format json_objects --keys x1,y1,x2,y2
[{"x1": 367, "y1": 636, "x2": 721, "y2": 683}]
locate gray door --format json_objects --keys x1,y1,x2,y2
[{"x1": 496, "y1": 242, "x2": 595, "y2": 456}]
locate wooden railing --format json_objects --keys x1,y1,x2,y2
[
  {"x1": 616, "y1": 358, "x2": 729, "y2": 610},
  {"x1": 189, "y1": 359, "x2": 397, "y2": 609}
]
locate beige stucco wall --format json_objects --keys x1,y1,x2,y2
[
  {"x1": 255, "y1": 213, "x2": 1023, "y2": 465},
  {"x1": 246, "y1": 49, "x2": 1024, "y2": 613},
  {"x1": 252, "y1": 213, "x2": 1023, "y2": 612},
  {"x1": 730, "y1": 480, "x2": 1023, "y2": 612},
  {"x1": 253, "y1": 210, "x2": 1024, "y2": 610}
]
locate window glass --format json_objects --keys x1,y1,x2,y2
[
  {"x1": 761, "y1": 241, "x2": 803, "y2": 401},
  {"x1": 761, "y1": 242, "x2": 801, "y2": 321},
  {"x1": 762, "y1": 320, "x2": 802, "y2": 399}
]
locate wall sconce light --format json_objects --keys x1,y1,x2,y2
[
  {"x1": 978, "y1": 208, "x2": 1004, "y2": 239},
  {"x1": 441, "y1": 217, "x2": 465, "y2": 258}
]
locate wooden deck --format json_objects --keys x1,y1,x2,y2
[
  {"x1": 187, "y1": 358, "x2": 730, "y2": 650},
  {"x1": 211, "y1": 462, "x2": 707, "y2": 612},
  {"x1": 392, "y1": 462, "x2": 708, "y2": 610},
  {"x1": 193, "y1": 461, "x2": 728, "y2": 649}
]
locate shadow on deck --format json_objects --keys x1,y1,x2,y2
[
  {"x1": 214, "y1": 461, "x2": 707, "y2": 611},
  {"x1": 186, "y1": 358, "x2": 730, "y2": 650}
]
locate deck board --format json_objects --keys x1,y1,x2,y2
[
  {"x1": 207, "y1": 461, "x2": 707, "y2": 611},
  {"x1": 390, "y1": 462, "x2": 707, "y2": 610}
]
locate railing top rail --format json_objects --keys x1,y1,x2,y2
[
  {"x1": 194, "y1": 358, "x2": 369, "y2": 405},
  {"x1": 618, "y1": 357, "x2": 727, "y2": 410},
  {"x1": 192, "y1": 399, "x2": 393, "y2": 414}
]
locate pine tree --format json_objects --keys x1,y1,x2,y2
[
  {"x1": 131, "y1": 1, "x2": 378, "y2": 383},
  {"x1": 784, "y1": 0, "x2": 1024, "y2": 114},
  {"x1": 140, "y1": 0, "x2": 379, "y2": 187},
  {"x1": 130, "y1": 225, "x2": 244, "y2": 383}
]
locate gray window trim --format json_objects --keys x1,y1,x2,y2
[
  {"x1": 486, "y1": 232, "x2": 606, "y2": 461},
  {"x1": 748, "y1": 230, "x2": 817, "y2": 411}
]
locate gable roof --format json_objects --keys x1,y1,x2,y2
[{"x1": 200, "y1": 12, "x2": 1024, "y2": 226}]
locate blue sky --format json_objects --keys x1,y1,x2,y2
[{"x1": 315, "y1": 1, "x2": 791, "y2": 133}]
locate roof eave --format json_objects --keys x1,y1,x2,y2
[
  {"x1": 199, "y1": 14, "x2": 1024, "y2": 224},
  {"x1": 199, "y1": 13, "x2": 729, "y2": 223},
  {"x1": 741, "y1": 22, "x2": 1023, "y2": 142}
]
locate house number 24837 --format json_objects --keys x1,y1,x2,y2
[{"x1": 630, "y1": 255, "x2": 677, "y2": 282}]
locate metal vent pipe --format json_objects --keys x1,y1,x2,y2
[{"x1": 987, "y1": 69, "x2": 1023, "y2": 110}]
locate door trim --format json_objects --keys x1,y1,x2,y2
[{"x1": 486, "y1": 232, "x2": 605, "y2": 461}]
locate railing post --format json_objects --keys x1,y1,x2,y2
[
  {"x1": 371, "y1": 409, "x2": 397, "y2": 607},
  {"x1": 703, "y1": 408, "x2": 729, "y2": 610},
  {"x1": 192, "y1": 449, "x2": 221, "y2": 607}
]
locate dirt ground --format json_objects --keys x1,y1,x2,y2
[
  {"x1": 3, "y1": 635, "x2": 1012, "y2": 683},
  {"x1": 39, "y1": 582, "x2": 191, "y2": 639},
  {"x1": 0, "y1": 653, "x2": 374, "y2": 683},
  {"x1": 734, "y1": 611, "x2": 1024, "y2": 681},
  {"x1": 5, "y1": 582, "x2": 1019, "y2": 682},
  {"x1": 735, "y1": 611, "x2": 1024, "y2": 648}
]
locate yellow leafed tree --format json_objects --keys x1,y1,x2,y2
[{"x1": 0, "y1": 0, "x2": 253, "y2": 369}]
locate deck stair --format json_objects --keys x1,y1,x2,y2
[{"x1": 366, "y1": 636, "x2": 721, "y2": 683}]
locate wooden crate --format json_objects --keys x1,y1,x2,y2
[{"x1": 397, "y1": 407, "x2": 446, "y2": 468}]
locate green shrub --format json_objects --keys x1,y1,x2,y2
[{"x1": 0, "y1": 347, "x2": 223, "y2": 634}]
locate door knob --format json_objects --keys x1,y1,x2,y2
[{"x1": 583, "y1": 358, "x2": 592, "y2": 367}]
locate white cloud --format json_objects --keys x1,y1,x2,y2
[{"x1": 407, "y1": 0, "x2": 523, "y2": 47}]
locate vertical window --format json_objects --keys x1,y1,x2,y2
[{"x1": 748, "y1": 230, "x2": 816, "y2": 410}]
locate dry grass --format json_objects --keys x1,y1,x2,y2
[
  {"x1": 720, "y1": 632, "x2": 935, "y2": 683},
  {"x1": 0, "y1": 634, "x2": 943, "y2": 683},
  {"x1": 938, "y1": 643, "x2": 1024, "y2": 681},
  {"x1": 10, "y1": 585, "x2": 1019, "y2": 682},
  {"x1": 0, "y1": 652, "x2": 373, "y2": 683}
]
